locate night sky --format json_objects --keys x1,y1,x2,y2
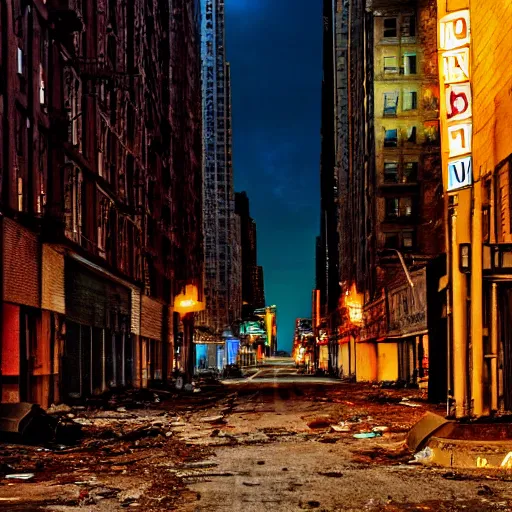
[{"x1": 225, "y1": 0, "x2": 323, "y2": 353}]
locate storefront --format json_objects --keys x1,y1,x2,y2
[
  {"x1": 386, "y1": 268, "x2": 429, "y2": 387},
  {"x1": 62, "y1": 258, "x2": 132, "y2": 399}
]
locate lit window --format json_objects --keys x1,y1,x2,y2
[
  {"x1": 400, "y1": 197, "x2": 413, "y2": 217},
  {"x1": 17, "y1": 48, "x2": 24, "y2": 75},
  {"x1": 384, "y1": 162, "x2": 399, "y2": 182},
  {"x1": 383, "y1": 92, "x2": 399, "y2": 116},
  {"x1": 384, "y1": 56, "x2": 398, "y2": 73},
  {"x1": 39, "y1": 63, "x2": 46, "y2": 105},
  {"x1": 403, "y1": 231, "x2": 414, "y2": 248},
  {"x1": 403, "y1": 53, "x2": 417, "y2": 75},
  {"x1": 383, "y1": 18, "x2": 397, "y2": 38},
  {"x1": 403, "y1": 162, "x2": 418, "y2": 183},
  {"x1": 385, "y1": 198, "x2": 413, "y2": 219},
  {"x1": 386, "y1": 198, "x2": 399, "y2": 218},
  {"x1": 403, "y1": 91, "x2": 417, "y2": 111},
  {"x1": 384, "y1": 129, "x2": 398, "y2": 147}
]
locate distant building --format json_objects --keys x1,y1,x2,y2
[
  {"x1": 199, "y1": 0, "x2": 241, "y2": 335},
  {"x1": 235, "y1": 192, "x2": 265, "y2": 315}
]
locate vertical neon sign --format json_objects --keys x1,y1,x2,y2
[{"x1": 440, "y1": 10, "x2": 472, "y2": 192}]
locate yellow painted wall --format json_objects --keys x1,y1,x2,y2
[
  {"x1": 377, "y1": 342, "x2": 399, "y2": 382},
  {"x1": 340, "y1": 343, "x2": 350, "y2": 377},
  {"x1": 355, "y1": 343, "x2": 378, "y2": 382}
]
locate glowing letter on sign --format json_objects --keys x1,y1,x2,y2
[
  {"x1": 448, "y1": 156, "x2": 472, "y2": 191},
  {"x1": 448, "y1": 123, "x2": 472, "y2": 158},
  {"x1": 442, "y1": 48, "x2": 470, "y2": 83},
  {"x1": 446, "y1": 83, "x2": 472, "y2": 121},
  {"x1": 440, "y1": 11, "x2": 470, "y2": 50}
]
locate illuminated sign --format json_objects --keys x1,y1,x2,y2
[
  {"x1": 448, "y1": 156, "x2": 472, "y2": 191},
  {"x1": 440, "y1": 9, "x2": 473, "y2": 192}
]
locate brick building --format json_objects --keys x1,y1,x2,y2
[
  {"x1": 438, "y1": 0, "x2": 512, "y2": 417},
  {"x1": 317, "y1": 0, "x2": 446, "y2": 395},
  {"x1": 0, "y1": 0, "x2": 203, "y2": 406}
]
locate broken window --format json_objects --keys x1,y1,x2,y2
[
  {"x1": 384, "y1": 162, "x2": 399, "y2": 183},
  {"x1": 97, "y1": 191, "x2": 111, "y2": 258},
  {"x1": 384, "y1": 56, "x2": 398, "y2": 74},
  {"x1": 401, "y1": 15, "x2": 416, "y2": 37},
  {"x1": 403, "y1": 53, "x2": 417, "y2": 75},
  {"x1": 384, "y1": 232, "x2": 400, "y2": 249},
  {"x1": 64, "y1": 165, "x2": 83, "y2": 243},
  {"x1": 383, "y1": 92, "x2": 399, "y2": 116},
  {"x1": 383, "y1": 18, "x2": 397, "y2": 38},
  {"x1": 63, "y1": 67, "x2": 82, "y2": 151},
  {"x1": 403, "y1": 162, "x2": 418, "y2": 183},
  {"x1": 384, "y1": 129, "x2": 398, "y2": 147},
  {"x1": 403, "y1": 91, "x2": 417, "y2": 111},
  {"x1": 385, "y1": 197, "x2": 413, "y2": 219},
  {"x1": 407, "y1": 126, "x2": 417, "y2": 143}
]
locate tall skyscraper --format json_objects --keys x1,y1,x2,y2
[{"x1": 199, "y1": 0, "x2": 240, "y2": 335}]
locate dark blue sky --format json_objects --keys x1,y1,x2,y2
[{"x1": 225, "y1": 0, "x2": 323, "y2": 352}]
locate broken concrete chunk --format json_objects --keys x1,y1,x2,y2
[{"x1": 199, "y1": 415, "x2": 225, "y2": 424}]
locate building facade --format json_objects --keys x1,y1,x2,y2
[
  {"x1": 199, "y1": 0, "x2": 241, "y2": 337},
  {"x1": 437, "y1": 0, "x2": 512, "y2": 418},
  {"x1": 235, "y1": 191, "x2": 265, "y2": 316},
  {"x1": 317, "y1": 0, "x2": 447, "y2": 397},
  {"x1": 0, "y1": 0, "x2": 203, "y2": 405}
]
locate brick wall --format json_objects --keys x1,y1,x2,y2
[{"x1": 3, "y1": 218, "x2": 40, "y2": 308}]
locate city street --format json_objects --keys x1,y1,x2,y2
[{"x1": 1, "y1": 363, "x2": 512, "y2": 511}]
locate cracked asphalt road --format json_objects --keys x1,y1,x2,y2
[{"x1": 1, "y1": 361, "x2": 512, "y2": 511}]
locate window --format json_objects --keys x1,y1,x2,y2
[
  {"x1": 401, "y1": 15, "x2": 416, "y2": 37},
  {"x1": 384, "y1": 233, "x2": 400, "y2": 249},
  {"x1": 17, "y1": 47, "x2": 23, "y2": 74},
  {"x1": 64, "y1": 166, "x2": 83, "y2": 243},
  {"x1": 384, "y1": 162, "x2": 399, "y2": 183},
  {"x1": 384, "y1": 56, "x2": 398, "y2": 73},
  {"x1": 403, "y1": 231, "x2": 414, "y2": 249},
  {"x1": 384, "y1": 92, "x2": 399, "y2": 116},
  {"x1": 403, "y1": 91, "x2": 417, "y2": 111},
  {"x1": 383, "y1": 18, "x2": 397, "y2": 38},
  {"x1": 403, "y1": 53, "x2": 417, "y2": 75},
  {"x1": 407, "y1": 126, "x2": 417, "y2": 143},
  {"x1": 403, "y1": 162, "x2": 418, "y2": 183},
  {"x1": 385, "y1": 197, "x2": 413, "y2": 219},
  {"x1": 384, "y1": 129, "x2": 398, "y2": 147}
]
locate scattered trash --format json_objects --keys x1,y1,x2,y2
[
  {"x1": 307, "y1": 417, "x2": 334, "y2": 429},
  {"x1": 47, "y1": 403, "x2": 72, "y2": 414},
  {"x1": 318, "y1": 471, "x2": 343, "y2": 478},
  {"x1": 184, "y1": 384, "x2": 194, "y2": 392},
  {"x1": 0, "y1": 403, "x2": 58, "y2": 444},
  {"x1": 5, "y1": 473, "x2": 35, "y2": 480},
  {"x1": 412, "y1": 446, "x2": 433, "y2": 464},
  {"x1": 372, "y1": 426, "x2": 389, "y2": 433},
  {"x1": 477, "y1": 484, "x2": 494, "y2": 497},
  {"x1": 400, "y1": 401, "x2": 422, "y2": 408},
  {"x1": 199, "y1": 415, "x2": 225, "y2": 424},
  {"x1": 331, "y1": 424, "x2": 351, "y2": 433},
  {"x1": 353, "y1": 432, "x2": 382, "y2": 439}
]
